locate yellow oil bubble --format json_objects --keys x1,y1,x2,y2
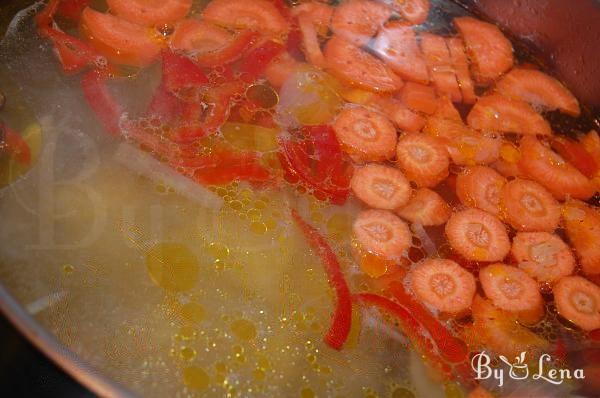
[
  {"x1": 230, "y1": 319, "x2": 257, "y2": 341},
  {"x1": 155, "y1": 183, "x2": 167, "y2": 193},
  {"x1": 215, "y1": 362, "x2": 227, "y2": 373},
  {"x1": 228, "y1": 200, "x2": 244, "y2": 211},
  {"x1": 250, "y1": 222, "x2": 267, "y2": 235},
  {"x1": 146, "y1": 243, "x2": 199, "y2": 292},
  {"x1": 306, "y1": 354, "x2": 316, "y2": 364},
  {"x1": 208, "y1": 242, "x2": 230, "y2": 260},
  {"x1": 300, "y1": 387, "x2": 315, "y2": 398},
  {"x1": 256, "y1": 355, "x2": 270, "y2": 370},
  {"x1": 182, "y1": 366, "x2": 209, "y2": 391},
  {"x1": 264, "y1": 218, "x2": 277, "y2": 231},
  {"x1": 392, "y1": 387, "x2": 415, "y2": 398},
  {"x1": 216, "y1": 187, "x2": 228, "y2": 197},
  {"x1": 180, "y1": 302, "x2": 205, "y2": 324},
  {"x1": 254, "y1": 200, "x2": 267, "y2": 209},
  {"x1": 62, "y1": 264, "x2": 75, "y2": 274},
  {"x1": 247, "y1": 208, "x2": 262, "y2": 222},
  {"x1": 180, "y1": 346, "x2": 197, "y2": 361},
  {"x1": 177, "y1": 326, "x2": 197, "y2": 341},
  {"x1": 253, "y1": 368, "x2": 266, "y2": 380}
]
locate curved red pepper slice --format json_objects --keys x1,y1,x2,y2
[
  {"x1": 186, "y1": 149, "x2": 271, "y2": 186},
  {"x1": 279, "y1": 125, "x2": 352, "y2": 204},
  {"x1": 1, "y1": 123, "x2": 32, "y2": 166},
  {"x1": 240, "y1": 40, "x2": 284, "y2": 82},
  {"x1": 81, "y1": 70, "x2": 123, "y2": 135},
  {"x1": 387, "y1": 281, "x2": 468, "y2": 363},
  {"x1": 551, "y1": 136, "x2": 599, "y2": 179},
  {"x1": 195, "y1": 31, "x2": 258, "y2": 68},
  {"x1": 291, "y1": 209, "x2": 352, "y2": 350}
]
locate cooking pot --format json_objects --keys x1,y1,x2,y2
[{"x1": 0, "y1": 0, "x2": 599, "y2": 397}]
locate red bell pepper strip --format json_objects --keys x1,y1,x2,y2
[
  {"x1": 81, "y1": 70, "x2": 123, "y2": 135},
  {"x1": 279, "y1": 125, "x2": 352, "y2": 205},
  {"x1": 239, "y1": 40, "x2": 285, "y2": 82},
  {"x1": 36, "y1": 0, "x2": 109, "y2": 75},
  {"x1": 353, "y1": 293, "x2": 452, "y2": 377},
  {"x1": 551, "y1": 136, "x2": 599, "y2": 179},
  {"x1": 387, "y1": 281, "x2": 468, "y2": 363},
  {"x1": 195, "y1": 31, "x2": 258, "y2": 68},
  {"x1": 1, "y1": 123, "x2": 32, "y2": 166},
  {"x1": 161, "y1": 51, "x2": 209, "y2": 94},
  {"x1": 187, "y1": 150, "x2": 271, "y2": 185},
  {"x1": 291, "y1": 209, "x2": 352, "y2": 350}
]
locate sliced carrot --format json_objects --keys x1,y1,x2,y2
[
  {"x1": 554, "y1": 276, "x2": 600, "y2": 331},
  {"x1": 324, "y1": 36, "x2": 403, "y2": 93},
  {"x1": 495, "y1": 68, "x2": 580, "y2": 117},
  {"x1": 353, "y1": 209, "x2": 412, "y2": 260},
  {"x1": 433, "y1": 96, "x2": 461, "y2": 121},
  {"x1": 297, "y1": 12, "x2": 326, "y2": 68},
  {"x1": 456, "y1": 166, "x2": 506, "y2": 216},
  {"x1": 420, "y1": 33, "x2": 462, "y2": 102},
  {"x1": 479, "y1": 263, "x2": 545, "y2": 325},
  {"x1": 400, "y1": 82, "x2": 438, "y2": 114},
  {"x1": 511, "y1": 232, "x2": 575, "y2": 283},
  {"x1": 202, "y1": 0, "x2": 288, "y2": 37},
  {"x1": 424, "y1": 116, "x2": 501, "y2": 166},
  {"x1": 562, "y1": 200, "x2": 600, "y2": 276},
  {"x1": 264, "y1": 52, "x2": 299, "y2": 88},
  {"x1": 408, "y1": 258, "x2": 476, "y2": 315},
  {"x1": 389, "y1": 0, "x2": 430, "y2": 25},
  {"x1": 445, "y1": 208, "x2": 510, "y2": 262},
  {"x1": 80, "y1": 7, "x2": 163, "y2": 67},
  {"x1": 331, "y1": 0, "x2": 391, "y2": 46},
  {"x1": 467, "y1": 94, "x2": 551, "y2": 136},
  {"x1": 106, "y1": 0, "x2": 191, "y2": 26},
  {"x1": 490, "y1": 141, "x2": 524, "y2": 178},
  {"x1": 470, "y1": 295, "x2": 548, "y2": 358},
  {"x1": 333, "y1": 106, "x2": 397, "y2": 163},
  {"x1": 500, "y1": 178, "x2": 560, "y2": 232},
  {"x1": 519, "y1": 136, "x2": 595, "y2": 200},
  {"x1": 291, "y1": 2, "x2": 333, "y2": 34},
  {"x1": 351, "y1": 163, "x2": 412, "y2": 210},
  {"x1": 170, "y1": 20, "x2": 256, "y2": 67},
  {"x1": 551, "y1": 136, "x2": 599, "y2": 180},
  {"x1": 446, "y1": 37, "x2": 476, "y2": 104},
  {"x1": 395, "y1": 133, "x2": 449, "y2": 188},
  {"x1": 368, "y1": 96, "x2": 425, "y2": 132},
  {"x1": 396, "y1": 187, "x2": 451, "y2": 226},
  {"x1": 372, "y1": 22, "x2": 430, "y2": 84},
  {"x1": 453, "y1": 16, "x2": 513, "y2": 85}
]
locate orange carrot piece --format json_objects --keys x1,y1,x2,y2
[
  {"x1": 395, "y1": 133, "x2": 449, "y2": 188},
  {"x1": 445, "y1": 208, "x2": 510, "y2": 262},
  {"x1": 353, "y1": 209, "x2": 412, "y2": 260},
  {"x1": 400, "y1": 82, "x2": 438, "y2": 114},
  {"x1": 554, "y1": 276, "x2": 600, "y2": 331},
  {"x1": 351, "y1": 163, "x2": 412, "y2": 210},
  {"x1": 368, "y1": 96, "x2": 426, "y2": 132},
  {"x1": 420, "y1": 33, "x2": 462, "y2": 102},
  {"x1": 203, "y1": 0, "x2": 288, "y2": 36},
  {"x1": 511, "y1": 232, "x2": 575, "y2": 283},
  {"x1": 396, "y1": 187, "x2": 451, "y2": 226},
  {"x1": 446, "y1": 37, "x2": 476, "y2": 104},
  {"x1": 456, "y1": 166, "x2": 506, "y2": 216},
  {"x1": 331, "y1": 0, "x2": 391, "y2": 46},
  {"x1": 562, "y1": 200, "x2": 600, "y2": 276},
  {"x1": 106, "y1": 0, "x2": 191, "y2": 26},
  {"x1": 500, "y1": 178, "x2": 561, "y2": 232}
]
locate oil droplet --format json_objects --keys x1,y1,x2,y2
[
  {"x1": 306, "y1": 354, "x2": 316, "y2": 364},
  {"x1": 208, "y1": 242, "x2": 230, "y2": 260},
  {"x1": 254, "y1": 200, "x2": 267, "y2": 209},
  {"x1": 155, "y1": 183, "x2": 167, "y2": 193},
  {"x1": 228, "y1": 200, "x2": 244, "y2": 211},
  {"x1": 230, "y1": 319, "x2": 257, "y2": 341},
  {"x1": 247, "y1": 208, "x2": 262, "y2": 222},
  {"x1": 180, "y1": 302, "x2": 205, "y2": 324},
  {"x1": 264, "y1": 218, "x2": 277, "y2": 231},
  {"x1": 146, "y1": 243, "x2": 199, "y2": 292},
  {"x1": 180, "y1": 346, "x2": 197, "y2": 361},
  {"x1": 250, "y1": 221, "x2": 268, "y2": 235},
  {"x1": 392, "y1": 387, "x2": 415, "y2": 398},
  {"x1": 300, "y1": 387, "x2": 315, "y2": 398},
  {"x1": 215, "y1": 362, "x2": 228, "y2": 373},
  {"x1": 183, "y1": 366, "x2": 209, "y2": 391},
  {"x1": 62, "y1": 264, "x2": 75, "y2": 274},
  {"x1": 253, "y1": 368, "x2": 265, "y2": 380}
]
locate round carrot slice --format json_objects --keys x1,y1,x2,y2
[
  {"x1": 554, "y1": 276, "x2": 600, "y2": 331},
  {"x1": 470, "y1": 295, "x2": 548, "y2": 358},
  {"x1": 453, "y1": 16, "x2": 513, "y2": 84},
  {"x1": 445, "y1": 208, "x2": 510, "y2": 262},
  {"x1": 331, "y1": 0, "x2": 391, "y2": 46},
  {"x1": 395, "y1": 133, "x2": 449, "y2": 188},
  {"x1": 495, "y1": 68, "x2": 580, "y2": 117},
  {"x1": 467, "y1": 94, "x2": 551, "y2": 136},
  {"x1": 351, "y1": 163, "x2": 412, "y2": 210},
  {"x1": 519, "y1": 136, "x2": 595, "y2": 201},
  {"x1": 80, "y1": 7, "x2": 163, "y2": 67},
  {"x1": 353, "y1": 209, "x2": 412, "y2": 260},
  {"x1": 324, "y1": 36, "x2": 404, "y2": 93},
  {"x1": 500, "y1": 178, "x2": 560, "y2": 232},
  {"x1": 456, "y1": 166, "x2": 506, "y2": 215},
  {"x1": 511, "y1": 232, "x2": 575, "y2": 283},
  {"x1": 372, "y1": 22, "x2": 430, "y2": 84},
  {"x1": 390, "y1": 0, "x2": 430, "y2": 25},
  {"x1": 408, "y1": 258, "x2": 476, "y2": 314},
  {"x1": 479, "y1": 263, "x2": 545, "y2": 325},
  {"x1": 202, "y1": 0, "x2": 288, "y2": 37},
  {"x1": 333, "y1": 106, "x2": 397, "y2": 162},
  {"x1": 400, "y1": 82, "x2": 438, "y2": 114},
  {"x1": 562, "y1": 200, "x2": 600, "y2": 276},
  {"x1": 106, "y1": 0, "x2": 191, "y2": 26},
  {"x1": 396, "y1": 187, "x2": 451, "y2": 226}
]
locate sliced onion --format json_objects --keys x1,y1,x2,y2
[{"x1": 411, "y1": 222, "x2": 436, "y2": 257}]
